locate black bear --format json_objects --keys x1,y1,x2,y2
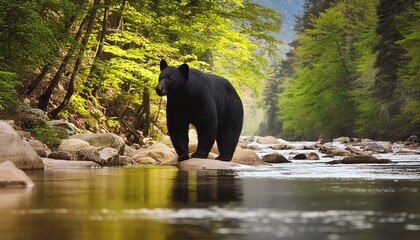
[{"x1": 156, "y1": 59, "x2": 243, "y2": 162}]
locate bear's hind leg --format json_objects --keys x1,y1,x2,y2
[{"x1": 216, "y1": 126, "x2": 241, "y2": 161}]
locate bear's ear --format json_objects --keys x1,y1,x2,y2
[
  {"x1": 178, "y1": 64, "x2": 189, "y2": 80},
  {"x1": 160, "y1": 59, "x2": 168, "y2": 71}
]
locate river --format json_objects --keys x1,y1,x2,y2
[{"x1": 1, "y1": 141, "x2": 420, "y2": 240}]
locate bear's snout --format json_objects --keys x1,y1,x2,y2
[{"x1": 155, "y1": 83, "x2": 167, "y2": 96}]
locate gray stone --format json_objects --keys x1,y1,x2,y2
[
  {"x1": 0, "y1": 161, "x2": 34, "y2": 188},
  {"x1": 98, "y1": 147, "x2": 120, "y2": 166},
  {"x1": 71, "y1": 133, "x2": 125, "y2": 155},
  {"x1": 42, "y1": 158, "x2": 101, "y2": 169},
  {"x1": 47, "y1": 120, "x2": 76, "y2": 136},
  {"x1": 0, "y1": 121, "x2": 44, "y2": 170},
  {"x1": 178, "y1": 158, "x2": 240, "y2": 170},
  {"x1": 48, "y1": 151, "x2": 73, "y2": 160}
]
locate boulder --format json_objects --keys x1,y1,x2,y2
[
  {"x1": 333, "y1": 136, "x2": 352, "y2": 143},
  {"x1": 47, "y1": 120, "x2": 76, "y2": 136},
  {"x1": 270, "y1": 144, "x2": 294, "y2": 150},
  {"x1": 0, "y1": 161, "x2": 34, "y2": 188},
  {"x1": 98, "y1": 147, "x2": 120, "y2": 166},
  {"x1": 255, "y1": 136, "x2": 279, "y2": 144},
  {"x1": 395, "y1": 150, "x2": 420, "y2": 155},
  {"x1": 0, "y1": 121, "x2": 44, "y2": 169},
  {"x1": 27, "y1": 139, "x2": 49, "y2": 157},
  {"x1": 131, "y1": 142, "x2": 177, "y2": 166},
  {"x1": 262, "y1": 153, "x2": 290, "y2": 163},
  {"x1": 48, "y1": 151, "x2": 73, "y2": 160},
  {"x1": 42, "y1": 158, "x2": 101, "y2": 169},
  {"x1": 232, "y1": 148, "x2": 268, "y2": 166},
  {"x1": 363, "y1": 142, "x2": 392, "y2": 153},
  {"x1": 58, "y1": 138, "x2": 92, "y2": 152},
  {"x1": 324, "y1": 148, "x2": 352, "y2": 157},
  {"x1": 74, "y1": 148, "x2": 101, "y2": 164},
  {"x1": 178, "y1": 158, "x2": 240, "y2": 170},
  {"x1": 291, "y1": 153, "x2": 307, "y2": 160},
  {"x1": 71, "y1": 133, "x2": 125, "y2": 155},
  {"x1": 345, "y1": 147, "x2": 367, "y2": 155},
  {"x1": 133, "y1": 156, "x2": 158, "y2": 165},
  {"x1": 307, "y1": 152, "x2": 320, "y2": 160},
  {"x1": 326, "y1": 155, "x2": 393, "y2": 164},
  {"x1": 119, "y1": 156, "x2": 138, "y2": 166}
]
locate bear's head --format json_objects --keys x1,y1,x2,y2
[{"x1": 156, "y1": 59, "x2": 189, "y2": 97}]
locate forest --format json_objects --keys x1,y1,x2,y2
[
  {"x1": 259, "y1": 0, "x2": 420, "y2": 140},
  {"x1": 0, "y1": 0, "x2": 281, "y2": 142},
  {"x1": 0, "y1": 0, "x2": 419, "y2": 143}
]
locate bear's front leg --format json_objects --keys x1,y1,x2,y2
[{"x1": 167, "y1": 113, "x2": 190, "y2": 161}]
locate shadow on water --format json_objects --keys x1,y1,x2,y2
[{"x1": 0, "y1": 166, "x2": 420, "y2": 240}]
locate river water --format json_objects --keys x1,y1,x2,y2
[{"x1": 1, "y1": 141, "x2": 420, "y2": 240}]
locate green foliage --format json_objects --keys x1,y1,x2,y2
[
  {"x1": 396, "y1": 2, "x2": 420, "y2": 124},
  {"x1": 279, "y1": 0, "x2": 378, "y2": 139},
  {"x1": 29, "y1": 120, "x2": 61, "y2": 148},
  {"x1": 0, "y1": 71, "x2": 20, "y2": 110}
]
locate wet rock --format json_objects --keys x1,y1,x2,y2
[
  {"x1": 0, "y1": 121, "x2": 44, "y2": 170},
  {"x1": 307, "y1": 152, "x2": 320, "y2": 160},
  {"x1": 345, "y1": 147, "x2": 366, "y2": 155},
  {"x1": 324, "y1": 149, "x2": 352, "y2": 158},
  {"x1": 326, "y1": 155, "x2": 393, "y2": 164},
  {"x1": 178, "y1": 158, "x2": 240, "y2": 170},
  {"x1": 133, "y1": 156, "x2": 158, "y2": 165},
  {"x1": 48, "y1": 151, "x2": 73, "y2": 160},
  {"x1": 71, "y1": 133, "x2": 125, "y2": 155},
  {"x1": 232, "y1": 148, "x2": 268, "y2": 166},
  {"x1": 119, "y1": 156, "x2": 138, "y2": 166},
  {"x1": 0, "y1": 161, "x2": 33, "y2": 188},
  {"x1": 42, "y1": 158, "x2": 101, "y2": 169},
  {"x1": 395, "y1": 150, "x2": 420, "y2": 155},
  {"x1": 98, "y1": 148, "x2": 120, "y2": 166},
  {"x1": 255, "y1": 136, "x2": 279, "y2": 144},
  {"x1": 262, "y1": 153, "x2": 290, "y2": 163},
  {"x1": 363, "y1": 142, "x2": 392, "y2": 153},
  {"x1": 291, "y1": 153, "x2": 307, "y2": 160},
  {"x1": 270, "y1": 144, "x2": 294, "y2": 150}
]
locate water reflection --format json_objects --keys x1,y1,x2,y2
[{"x1": 1, "y1": 166, "x2": 420, "y2": 240}]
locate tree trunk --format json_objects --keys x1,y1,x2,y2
[
  {"x1": 27, "y1": 15, "x2": 78, "y2": 95},
  {"x1": 37, "y1": 15, "x2": 89, "y2": 110},
  {"x1": 49, "y1": 0, "x2": 101, "y2": 118},
  {"x1": 83, "y1": 0, "x2": 110, "y2": 98},
  {"x1": 142, "y1": 87, "x2": 151, "y2": 137}
]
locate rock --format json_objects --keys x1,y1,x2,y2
[
  {"x1": 58, "y1": 138, "x2": 92, "y2": 152},
  {"x1": 307, "y1": 152, "x2": 320, "y2": 160},
  {"x1": 48, "y1": 151, "x2": 73, "y2": 160},
  {"x1": 51, "y1": 126, "x2": 69, "y2": 139},
  {"x1": 74, "y1": 148, "x2": 101, "y2": 164},
  {"x1": 345, "y1": 147, "x2": 366, "y2": 155},
  {"x1": 42, "y1": 158, "x2": 101, "y2": 169},
  {"x1": 124, "y1": 144, "x2": 137, "y2": 156},
  {"x1": 27, "y1": 139, "x2": 49, "y2": 157},
  {"x1": 270, "y1": 144, "x2": 294, "y2": 150},
  {"x1": 0, "y1": 121, "x2": 44, "y2": 169},
  {"x1": 119, "y1": 156, "x2": 138, "y2": 166},
  {"x1": 98, "y1": 148, "x2": 120, "y2": 166},
  {"x1": 262, "y1": 153, "x2": 290, "y2": 163},
  {"x1": 245, "y1": 144, "x2": 261, "y2": 151},
  {"x1": 324, "y1": 148, "x2": 352, "y2": 157},
  {"x1": 291, "y1": 153, "x2": 307, "y2": 160},
  {"x1": 47, "y1": 120, "x2": 76, "y2": 136},
  {"x1": 255, "y1": 136, "x2": 279, "y2": 144},
  {"x1": 131, "y1": 142, "x2": 177, "y2": 166},
  {"x1": 71, "y1": 133, "x2": 125, "y2": 155},
  {"x1": 333, "y1": 136, "x2": 352, "y2": 143},
  {"x1": 232, "y1": 148, "x2": 268, "y2": 166},
  {"x1": 134, "y1": 156, "x2": 158, "y2": 165},
  {"x1": 326, "y1": 155, "x2": 393, "y2": 164},
  {"x1": 395, "y1": 150, "x2": 420, "y2": 155},
  {"x1": 0, "y1": 161, "x2": 34, "y2": 188},
  {"x1": 178, "y1": 158, "x2": 240, "y2": 170},
  {"x1": 363, "y1": 142, "x2": 392, "y2": 153}
]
